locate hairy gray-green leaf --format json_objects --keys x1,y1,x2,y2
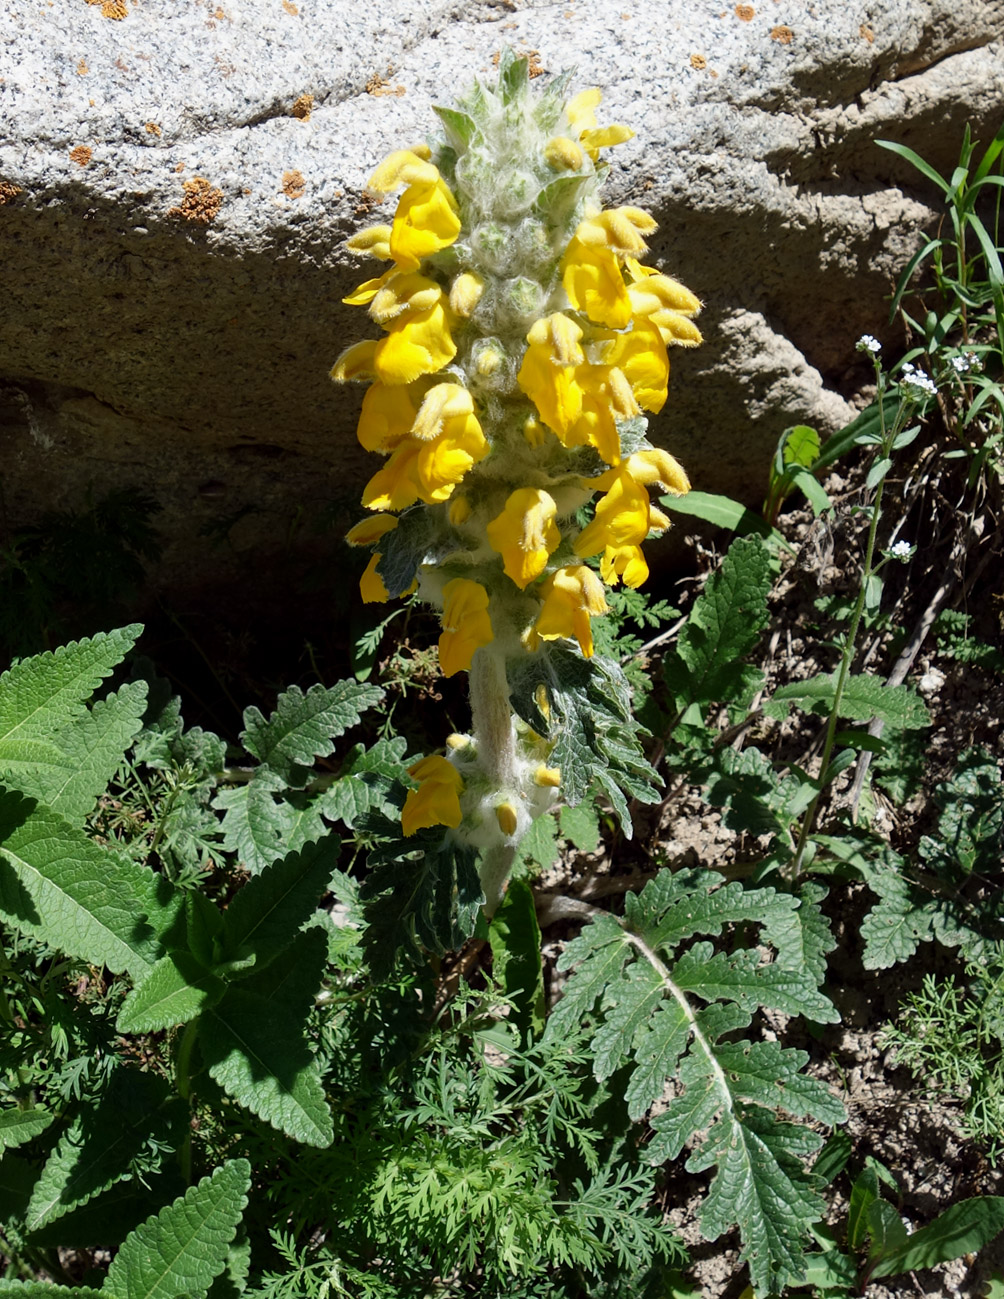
[
  {"x1": 103, "y1": 1158, "x2": 251, "y2": 1299},
  {"x1": 0, "y1": 791, "x2": 181, "y2": 976}
]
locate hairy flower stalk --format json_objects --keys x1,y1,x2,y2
[{"x1": 333, "y1": 52, "x2": 701, "y2": 914}]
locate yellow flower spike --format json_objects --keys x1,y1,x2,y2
[
  {"x1": 330, "y1": 339, "x2": 378, "y2": 383},
  {"x1": 561, "y1": 237, "x2": 633, "y2": 329},
  {"x1": 369, "y1": 271, "x2": 445, "y2": 324},
  {"x1": 449, "y1": 272, "x2": 485, "y2": 318},
  {"x1": 373, "y1": 301, "x2": 457, "y2": 385},
  {"x1": 438, "y1": 578, "x2": 494, "y2": 677},
  {"x1": 600, "y1": 543, "x2": 649, "y2": 589},
  {"x1": 534, "y1": 765, "x2": 561, "y2": 788},
  {"x1": 517, "y1": 313, "x2": 586, "y2": 437},
  {"x1": 402, "y1": 754, "x2": 464, "y2": 836},
  {"x1": 495, "y1": 802, "x2": 519, "y2": 836},
  {"x1": 486, "y1": 487, "x2": 562, "y2": 589},
  {"x1": 534, "y1": 565, "x2": 608, "y2": 658},
  {"x1": 345, "y1": 225, "x2": 393, "y2": 260},
  {"x1": 574, "y1": 464, "x2": 652, "y2": 558},
  {"x1": 356, "y1": 380, "x2": 429, "y2": 453},
  {"x1": 345, "y1": 514, "x2": 398, "y2": 546},
  {"x1": 359, "y1": 553, "x2": 391, "y2": 603},
  {"x1": 544, "y1": 136, "x2": 584, "y2": 170}
]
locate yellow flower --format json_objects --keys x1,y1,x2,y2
[
  {"x1": 359, "y1": 553, "x2": 391, "y2": 603},
  {"x1": 367, "y1": 149, "x2": 462, "y2": 272},
  {"x1": 449, "y1": 272, "x2": 484, "y2": 318},
  {"x1": 361, "y1": 407, "x2": 487, "y2": 510},
  {"x1": 356, "y1": 381, "x2": 428, "y2": 453},
  {"x1": 599, "y1": 544, "x2": 649, "y2": 589},
  {"x1": 564, "y1": 88, "x2": 634, "y2": 161},
  {"x1": 574, "y1": 464, "x2": 652, "y2": 559},
  {"x1": 561, "y1": 236, "x2": 632, "y2": 329},
  {"x1": 438, "y1": 577, "x2": 494, "y2": 677},
  {"x1": 402, "y1": 754, "x2": 464, "y2": 836},
  {"x1": 345, "y1": 514, "x2": 398, "y2": 546},
  {"x1": 411, "y1": 383, "x2": 483, "y2": 445},
  {"x1": 577, "y1": 207, "x2": 657, "y2": 255},
  {"x1": 534, "y1": 564, "x2": 608, "y2": 658},
  {"x1": 495, "y1": 802, "x2": 518, "y2": 836},
  {"x1": 625, "y1": 267, "x2": 703, "y2": 347},
  {"x1": 373, "y1": 300, "x2": 457, "y2": 384},
  {"x1": 486, "y1": 487, "x2": 562, "y2": 589},
  {"x1": 516, "y1": 313, "x2": 585, "y2": 439},
  {"x1": 601, "y1": 319, "x2": 670, "y2": 413},
  {"x1": 345, "y1": 225, "x2": 393, "y2": 260},
  {"x1": 544, "y1": 136, "x2": 584, "y2": 170},
  {"x1": 534, "y1": 765, "x2": 561, "y2": 788}
]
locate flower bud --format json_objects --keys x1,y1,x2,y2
[{"x1": 495, "y1": 802, "x2": 518, "y2": 836}]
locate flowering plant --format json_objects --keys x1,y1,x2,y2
[{"x1": 334, "y1": 49, "x2": 701, "y2": 916}]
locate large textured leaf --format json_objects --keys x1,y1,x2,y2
[
  {"x1": 213, "y1": 771, "x2": 327, "y2": 875},
  {"x1": 202, "y1": 928, "x2": 332, "y2": 1147},
  {"x1": 103, "y1": 1159, "x2": 251, "y2": 1299},
  {"x1": 0, "y1": 1108, "x2": 53, "y2": 1152},
  {"x1": 241, "y1": 680, "x2": 383, "y2": 782},
  {"x1": 663, "y1": 536, "x2": 771, "y2": 712},
  {"x1": 0, "y1": 790, "x2": 181, "y2": 976},
  {"x1": 0, "y1": 682, "x2": 147, "y2": 823},
  {"x1": 117, "y1": 952, "x2": 227, "y2": 1034},
  {"x1": 546, "y1": 869, "x2": 844, "y2": 1295},
  {"x1": 222, "y1": 835, "x2": 339, "y2": 963},
  {"x1": 767, "y1": 672, "x2": 929, "y2": 729},
  {"x1": 25, "y1": 1069, "x2": 184, "y2": 1233},
  {"x1": 871, "y1": 1196, "x2": 1004, "y2": 1277},
  {"x1": 0, "y1": 1288, "x2": 104, "y2": 1299},
  {"x1": 0, "y1": 625, "x2": 141, "y2": 767},
  {"x1": 320, "y1": 736, "x2": 409, "y2": 828},
  {"x1": 28, "y1": 1170, "x2": 186, "y2": 1248}
]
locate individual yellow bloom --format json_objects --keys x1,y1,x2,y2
[
  {"x1": 568, "y1": 388, "x2": 622, "y2": 466},
  {"x1": 486, "y1": 487, "x2": 561, "y2": 589},
  {"x1": 580, "y1": 123, "x2": 634, "y2": 159},
  {"x1": 356, "y1": 380, "x2": 428, "y2": 453},
  {"x1": 345, "y1": 225, "x2": 393, "y2": 260},
  {"x1": 359, "y1": 553, "x2": 391, "y2": 603},
  {"x1": 415, "y1": 425, "x2": 487, "y2": 501},
  {"x1": 343, "y1": 267, "x2": 397, "y2": 306},
  {"x1": 626, "y1": 273, "x2": 703, "y2": 347},
  {"x1": 565, "y1": 87, "x2": 603, "y2": 136},
  {"x1": 516, "y1": 313, "x2": 585, "y2": 437},
  {"x1": 411, "y1": 383, "x2": 480, "y2": 443},
  {"x1": 576, "y1": 207, "x2": 657, "y2": 256},
  {"x1": 361, "y1": 440, "x2": 425, "y2": 512},
  {"x1": 449, "y1": 272, "x2": 484, "y2": 318},
  {"x1": 439, "y1": 578, "x2": 494, "y2": 677},
  {"x1": 561, "y1": 237, "x2": 632, "y2": 329},
  {"x1": 495, "y1": 803, "x2": 518, "y2": 837},
  {"x1": 366, "y1": 149, "x2": 462, "y2": 272},
  {"x1": 345, "y1": 514, "x2": 398, "y2": 546},
  {"x1": 368, "y1": 271, "x2": 444, "y2": 324},
  {"x1": 602, "y1": 319, "x2": 670, "y2": 412},
  {"x1": 534, "y1": 564, "x2": 608, "y2": 658},
  {"x1": 544, "y1": 136, "x2": 584, "y2": 170},
  {"x1": 623, "y1": 447, "x2": 691, "y2": 495},
  {"x1": 534, "y1": 765, "x2": 561, "y2": 788},
  {"x1": 600, "y1": 543, "x2": 649, "y2": 589},
  {"x1": 330, "y1": 339, "x2": 378, "y2": 383},
  {"x1": 574, "y1": 464, "x2": 652, "y2": 558},
  {"x1": 373, "y1": 301, "x2": 457, "y2": 385},
  {"x1": 402, "y1": 754, "x2": 464, "y2": 836}
]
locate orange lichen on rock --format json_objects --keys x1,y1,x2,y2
[
  {"x1": 735, "y1": 3, "x2": 754, "y2": 17},
  {"x1": 76, "y1": 58, "x2": 89, "y2": 75},
  {"x1": 282, "y1": 169, "x2": 306, "y2": 198},
  {"x1": 366, "y1": 71, "x2": 406, "y2": 97},
  {"x1": 69, "y1": 145, "x2": 92, "y2": 167},
  {"x1": 291, "y1": 93, "x2": 313, "y2": 120},
  {"x1": 145, "y1": 122, "x2": 162, "y2": 136},
  {"x1": 282, "y1": 0, "x2": 298, "y2": 13},
  {"x1": 0, "y1": 182, "x2": 23, "y2": 205},
  {"x1": 770, "y1": 23, "x2": 793, "y2": 42},
  {"x1": 689, "y1": 52, "x2": 707, "y2": 69},
  {"x1": 86, "y1": 0, "x2": 129, "y2": 17},
  {"x1": 169, "y1": 176, "x2": 223, "y2": 223},
  {"x1": 859, "y1": 22, "x2": 875, "y2": 41}
]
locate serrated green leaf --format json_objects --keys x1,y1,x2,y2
[
  {"x1": 236, "y1": 924, "x2": 330, "y2": 1009},
  {"x1": 872, "y1": 1196, "x2": 1004, "y2": 1278},
  {"x1": 28, "y1": 1170, "x2": 186, "y2": 1248},
  {"x1": 241, "y1": 680, "x2": 383, "y2": 783},
  {"x1": 214, "y1": 770, "x2": 326, "y2": 875},
  {"x1": 117, "y1": 952, "x2": 226, "y2": 1034},
  {"x1": 1, "y1": 682, "x2": 147, "y2": 823},
  {"x1": 663, "y1": 536, "x2": 771, "y2": 711},
  {"x1": 0, "y1": 1150, "x2": 35, "y2": 1222},
  {"x1": 0, "y1": 1287, "x2": 104, "y2": 1299},
  {"x1": 0, "y1": 1108, "x2": 53, "y2": 1152},
  {"x1": 104, "y1": 1158, "x2": 251, "y2": 1299},
  {"x1": 319, "y1": 736, "x2": 408, "y2": 828},
  {"x1": 222, "y1": 836, "x2": 339, "y2": 964},
  {"x1": 517, "y1": 811, "x2": 558, "y2": 872},
  {"x1": 202, "y1": 930, "x2": 332, "y2": 1146},
  {"x1": 769, "y1": 672, "x2": 930, "y2": 729},
  {"x1": 593, "y1": 963, "x2": 665, "y2": 1082},
  {"x1": 559, "y1": 801, "x2": 600, "y2": 852},
  {"x1": 624, "y1": 998, "x2": 691, "y2": 1121},
  {"x1": 25, "y1": 1069, "x2": 184, "y2": 1233},
  {"x1": 0, "y1": 790, "x2": 181, "y2": 976},
  {"x1": 0, "y1": 626, "x2": 141, "y2": 768},
  {"x1": 489, "y1": 878, "x2": 545, "y2": 1043}
]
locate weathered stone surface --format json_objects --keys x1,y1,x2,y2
[{"x1": 1, "y1": 0, "x2": 1002, "y2": 596}]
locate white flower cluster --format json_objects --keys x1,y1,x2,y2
[
  {"x1": 898, "y1": 362, "x2": 937, "y2": 399},
  {"x1": 856, "y1": 334, "x2": 882, "y2": 355},
  {"x1": 888, "y1": 539, "x2": 913, "y2": 560},
  {"x1": 950, "y1": 351, "x2": 979, "y2": 374}
]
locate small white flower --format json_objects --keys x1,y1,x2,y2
[
  {"x1": 951, "y1": 351, "x2": 979, "y2": 374},
  {"x1": 856, "y1": 334, "x2": 882, "y2": 355},
  {"x1": 888, "y1": 540, "x2": 912, "y2": 560},
  {"x1": 899, "y1": 363, "x2": 937, "y2": 399}
]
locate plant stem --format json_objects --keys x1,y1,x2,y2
[
  {"x1": 469, "y1": 649, "x2": 518, "y2": 916},
  {"x1": 175, "y1": 1020, "x2": 199, "y2": 1184}
]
